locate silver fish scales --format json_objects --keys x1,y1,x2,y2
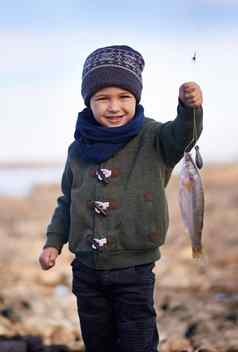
[{"x1": 178, "y1": 152, "x2": 204, "y2": 258}]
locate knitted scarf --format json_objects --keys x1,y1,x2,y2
[{"x1": 74, "y1": 105, "x2": 144, "y2": 163}]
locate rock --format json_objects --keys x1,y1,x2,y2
[
  {"x1": 46, "y1": 324, "x2": 79, "y2": 346},
  {"x1": 20, "y1": 300, "x2": 32, "y2": 310},
  {"x1": 184, "y1": 322, "x2": 199, "y2": 338},
  {"x1": 194, "y1": 347, "x2": 218, "y2": 352},
  {"x1": 0, "y1": 316, "x2": 16, "y2": 336},
  {"x1": 54, "y1": 285, "x2": 71, "y2": 298},
  {"x1": 0, "y1": 307, "x2": 15, "y2": 319},
  {"x1": 0, "y1": 306, "x2": 21, "y2": 322},
  {"x1": 1, "y1": 164, "x2": 238, "y2": 352},
  {"x1": 37, "y1": 271, "x2": 69, "y2": 287},
  {"x1": 166, "y1": 337, "x2": 193, "y2": 352}
]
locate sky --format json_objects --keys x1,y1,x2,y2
[{"x1": 1, "y1": 0, "x2": 238, "y2": 164}]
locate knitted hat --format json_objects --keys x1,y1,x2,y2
[{"x1": 81, "y1": 45, "x2": 145, "y2": 106}]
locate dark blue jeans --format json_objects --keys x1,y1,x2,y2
[{"x1": 71, "y1": 259, "x2": 159, "y2": 352}]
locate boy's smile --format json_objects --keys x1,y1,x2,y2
[{"x1": 90, "y1": 87, "x2": 137, "y2": 128}]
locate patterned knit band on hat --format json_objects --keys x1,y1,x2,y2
[{"x1": 81, "y1": 45, "x2": 145, "y2": 106}]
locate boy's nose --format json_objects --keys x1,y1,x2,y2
[{"x1": 107, "y1": 99, "x2": 120, "y2": 112}]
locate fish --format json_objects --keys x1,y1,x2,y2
[{"x1": 178, "y1": 152, "x2": 205, "y2": 258}]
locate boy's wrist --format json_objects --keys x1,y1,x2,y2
[
  {"x1": 43, "y1": 246, "x2": 59, "y2": 253},
  {"x1": 43, "y1": 240, "x2": 63, "y2": 254},
  {"x1": 178, "y1": 98, "x2": 202, "y2": 110}
]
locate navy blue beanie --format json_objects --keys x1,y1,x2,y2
[{"x1": 81, "y1": 45, "x2": 145, "y2": 106}]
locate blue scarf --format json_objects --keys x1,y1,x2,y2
[{"x1": 74, "y1": 105, "x2": 144, "y2": 163}]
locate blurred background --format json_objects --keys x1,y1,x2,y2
[{"x1": 0, "y1": 1, "x2": 238, "y2": 351}]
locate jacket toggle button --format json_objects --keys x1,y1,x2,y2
[
  {"x1": 94, "y1": 201, "x2": 110, "y2": 216},
  {"x1": 92, "y1": 237, "x2": 107, "y2": 250},
  {"x1": 96, "y1": 168, "x2": 112, "y2": 184}
]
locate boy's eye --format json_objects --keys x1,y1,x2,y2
[
  {"x1": 95, "y1": 95, "x2": 132, "y2": 101},
  {"x1": 120, "y1": 95, "x2": 131, "y2": 99},
  {"x1": 96, "y1": 97, "x2": 108, "y2": 101}
]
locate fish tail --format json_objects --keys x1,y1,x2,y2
[{"x1": 192, "y1": 246, "x2": 203, "y2": 259}]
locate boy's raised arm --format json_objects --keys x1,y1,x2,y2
[{"x1": 158, "y1": 82, "x2": 203, "y2": 167}]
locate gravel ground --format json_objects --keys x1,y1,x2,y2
[{"x1": 0, "y1": 163, "x2": 238, "y2": 351}]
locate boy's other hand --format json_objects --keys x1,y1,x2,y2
[
  {"x1": 39, "y1": 247, "x2": 59, "y2": 270},
  {"x1": 179, "y1": 82, "x2": 203, "y2": 108}
]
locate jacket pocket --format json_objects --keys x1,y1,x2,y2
[{"x1": 117, "y1": 191, "x2": 164, "y2": 250}]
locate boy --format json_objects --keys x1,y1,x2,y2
[{"x1": 39, "y1": 45, "x2": 203, "y2": 352}]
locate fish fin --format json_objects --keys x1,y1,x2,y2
[
  {"x1": 183, "y1": 178, "x2": 193, "y2": 191},
  {"x1": 192, "y1": 246, "x2": 203, "y2": 259}
]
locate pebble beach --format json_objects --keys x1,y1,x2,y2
[{"x1": 0, "y1": 163, "x2": 238, "y2": 351}]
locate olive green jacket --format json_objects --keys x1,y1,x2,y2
[{"x1": 43, "y1": 102, "x2": 203, "y2": 269}]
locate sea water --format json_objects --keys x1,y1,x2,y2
[{"x1": 0, "y1": 166, "x2": 63, "y2": 196}]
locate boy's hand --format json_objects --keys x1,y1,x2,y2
[
  {"x1": 179, "y1": 82, "x2": 203, "y2": 108},
  {"x1": 39, "y1": 247, "x2": 59, "y2": 270}
]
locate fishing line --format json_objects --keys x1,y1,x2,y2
[
  {"x1": 184, "y1": 108, "x2": 197, "y2": 153},
  {"x1": 184, "y1": 51, "x2": 203, "y2": 169}
]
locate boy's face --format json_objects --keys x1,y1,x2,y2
[{"x1": 90, "y1": 87, "x2": 137, "y2": 128}]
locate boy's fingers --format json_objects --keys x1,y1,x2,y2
[
  {"x1": 185, "y1": 99, "x2": 201, "y2": 108},
  {"x1": 40, "y1": 257, "x2": 48, "y2": 269},
  {"x1": 41, "y1": 259, "x2": 53, "y2": 270},
  {"x1": 49, "y1": 252, "x2": 57, "y2": 266},
  {"x1": 183, "y1": 90, "x2": 202, "y2": 103},
  {"x1": 38, "y1": 249, "x2": 58, "y2": 270},
  {"x1": 39, "y1": 259, "x2": 49, "y2": 270},
  {"x1": 183, "y1": 86, "x2": 195, "y2": 93},
  {"x1": 48, "y1": 259, "x2": 55, "y2": 266},
  {"x1": 182, "y1": 82, "x2": 201, "y2": 95},
  {"x1": 184, "y1": 92, "x2": 195, "y2": 99},
  {"x1": 39, "y1": 253, "x2": 52, "y2": 269}
]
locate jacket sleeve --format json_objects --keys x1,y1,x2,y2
[
  {"x1": 43, "y1": 149, "x2": 72, "y2": 254},
  {"x1": 157, "y1": 99, "x2": 203, "y2": 167}
]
